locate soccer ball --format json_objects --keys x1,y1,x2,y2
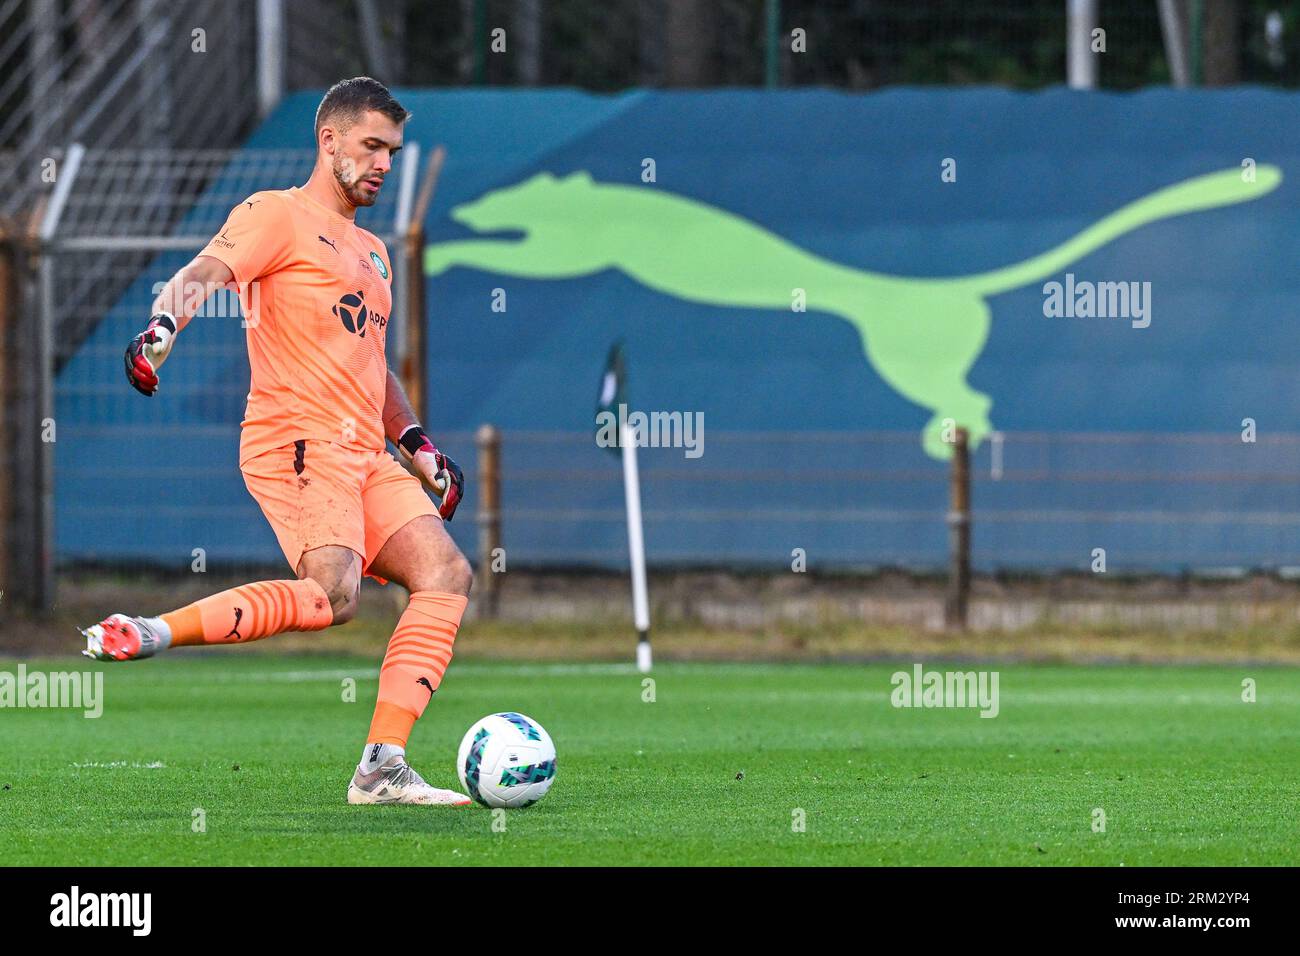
[{"x1": 456, "y1": 712, "x2": 557, "y2": 809}]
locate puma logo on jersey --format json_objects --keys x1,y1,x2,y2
[{"x1": 318, "y1": 235, "x2": 339, "y2": 253}]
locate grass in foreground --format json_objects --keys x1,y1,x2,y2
[{"x1": 1, "y1": 655, "x2": 1298, "y2": 866}]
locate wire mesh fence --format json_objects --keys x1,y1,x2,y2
[
  {"x1": 21, "y1": 422, "x2": 1300, "y2": 581},
  {"x1": 379, "y1": 0, "x2": 1300, "y2": 91},
  {"x1": 0, "y1": 145, "x2": 428, "y2": 610},
  {"x1": 5, "y1": 145, "x2": 1300, "y2": 606},
  {"x1": 8, "y1": 0, "x2": 1299, "y2": 169},
  {"x1": 7, "y1": 2, "x2": 1300, "y2": 613},
  {"x1": 44, "y1": 147, "x2": 418, "y2": 367},
  {"x1": 0, "y1": 0, "x2": 258, "y2": 226},
  {"x1": 43, "y1": 144, "x2": 422, "y2": 389},
  {"x1": 485, "y1": 429, "x2": 1300, "y2": 572},
  {"x1": 5, "y1": 2, "x2": 1299, "y2": 234}
]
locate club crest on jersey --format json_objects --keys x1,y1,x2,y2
[
  {"x1": 369, "y1": 251, "x2": 388, "y2": 279},
  {"x1": 332, "y1": 289, "x2": 387, "y2": 338}
]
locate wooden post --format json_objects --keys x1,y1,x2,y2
[
  {"x1": 2, "y1": 208, "x2": 47, "y2": 616},
  {"x1": 476, "y1": 424, "x2": 501, "y2": 617},
  {"x1": 0, "y1": 223, "x2": 11, "y2": 616},
  {"x1": 401, "y1": 146, "x2": 445, "y2": 423},
  {"x1": 945, "y1": 427, "x2": 971, "y2": 630}
]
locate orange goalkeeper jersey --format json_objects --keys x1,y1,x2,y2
[{"x1": 200, "y1": 187, "x2": 394, "y2": 466}]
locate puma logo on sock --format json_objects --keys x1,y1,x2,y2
[{"x1": 224, "y1": 607, "x2": 244, "y2": 641}]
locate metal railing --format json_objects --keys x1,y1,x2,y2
[
  {"x1": 5, "y1": 133, "x2": 1298, "y2": 611},
  {"x1": 0, "y1": 144, "x2": 440, "y2": 613},
  {"x1": 1, "y1": 1, "x2": 257, "y2": 206},
  {"x1": 472, "y1": 427, "x2": 1300, "y2": 573},
  {"x1": 28, "y1": 424, "x2": 1300, "y2": 578}
]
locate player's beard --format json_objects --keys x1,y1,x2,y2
[{"x1": 333, "y1": 153, "x2": 379, "y2": 207}]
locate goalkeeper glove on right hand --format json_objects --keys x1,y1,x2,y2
[
  {"x1": 124, "y1": 312, "x2": 178, "y2": 397},
  {"x1": 399, "y1": 425, "x2": 465, "y2": 521}
]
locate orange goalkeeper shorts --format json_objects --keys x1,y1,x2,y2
[{"x1": 241, "y1": 439, "x2": 440, "y2": 583}]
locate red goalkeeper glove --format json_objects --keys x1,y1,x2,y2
[
  {"x1": 398, "y1": 425, "x2": 464, "y2": 521},
  {"x1": 124, "y1": 312, "x2": 178, "y2": 397}
]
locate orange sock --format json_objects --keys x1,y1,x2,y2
[
  {"x1": 161, "y1": 579, "x2": 334, "y2": 647},
  {"x1": 367, "y1": 591, "x2": 467, "y2": 747}
]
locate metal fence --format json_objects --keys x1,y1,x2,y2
[
  {"x1": 0, "y1": 145, "x2": 436, "y2": 612},
  {"x1": 20, "y1": 414, "x2": 1300, "y2": 583},
  {"x1": 7, "y1": 152, "x2": 1300, "y2": 617},
  {"x1": 3, "y1": 2, "x2": 1294, "y2": 230},
  {"x1": 7, "y1": 2, "x2": 1300, "y2": 616},
  {"x1": 288, "y1": 0, "x2": 1299, "y2": 91},
  {"x1": 483, "y1": 428, "x2": 1300, "y2": 573},
  {"x1": 10, "y1": 196, "x2": 1300, "y2": 608},
  {"x1": 6, "y1": 2, "x2": 1297, "y2": 156},
  {"x1": 0, "y1": 0, "x2": 258, "y2": 213}
]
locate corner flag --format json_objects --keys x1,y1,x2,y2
[
  {"x1": 596, "y1": 341, "x2": 626, "y2": 456},
  {"x1": 595, "y1": 340, "x2": 651, "y2": 672}
]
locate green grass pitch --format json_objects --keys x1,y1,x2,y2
[{"x1": 2, "y1": 654, "x2": 1298, "y2": 865}]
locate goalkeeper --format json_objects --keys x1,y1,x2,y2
[{"x1": 80, "y1": 78, "x2": 473, "y2": 807}]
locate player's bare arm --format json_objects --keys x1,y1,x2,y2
[
  {"x1": 382, "y1": 369, "x2": 465, "y2": 520},
  {"x1": 125, "y1": 254, "x2": 235, "y2": 396}
]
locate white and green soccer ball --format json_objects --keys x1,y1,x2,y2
[{"x1": 457, "y1": 712, "x2": 557, "y2": 809}]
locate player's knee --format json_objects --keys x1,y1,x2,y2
[
  {"x1": 314, "y1": 571, "x2": 360, "y2": 625},
  {"x1": 448, "y1": 552, "x2": 474, "y2": 597},
  {"x1": 329, "y1": 590, "x2": 360, "y2": 625},
  {"x1": 411, "y1": 551, "x2": 473, "y2": 596}
]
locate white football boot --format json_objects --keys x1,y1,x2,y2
[{"x1": 346, "y1": 756, "x2": 471, "y2": 806}]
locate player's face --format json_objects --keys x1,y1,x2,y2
[{"x1": 330, "y1": 111, "x2": 404, "y2": 208}]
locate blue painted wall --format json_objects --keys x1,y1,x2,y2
[{"x1": 56, "y1": 89, "x2": 1300, "y2": 572}]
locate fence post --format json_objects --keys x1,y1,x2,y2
[
  {"x1": 401, "y1": 146, "x2": 444, "y2": 424},
  {"x1": 764, "y1": 0, "x2": 781, "y2": 88},
  {"x1": 0, "y1": 224, "x2": 11, "y2": 616},
  {"x1": 3, "y1": 214, "x2": 47, "y2": 615},
  {"x1": 945, "y1": 427, "x2": 971, "y2": 630},
  {"x1": 476, "y1": 424, "x2": 501, "y2": 617}
]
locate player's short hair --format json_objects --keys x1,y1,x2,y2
[{"x1": 314, "y1": 77, "x2": 410, "y2": 140}]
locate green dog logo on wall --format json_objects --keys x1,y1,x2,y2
[{"x1": 425, "y1": 166, "x2": 1280, "y2": 459}]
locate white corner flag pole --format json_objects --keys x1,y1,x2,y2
[{"x1": 621, "y1": 421, "x2": 652, "y2": 672}]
